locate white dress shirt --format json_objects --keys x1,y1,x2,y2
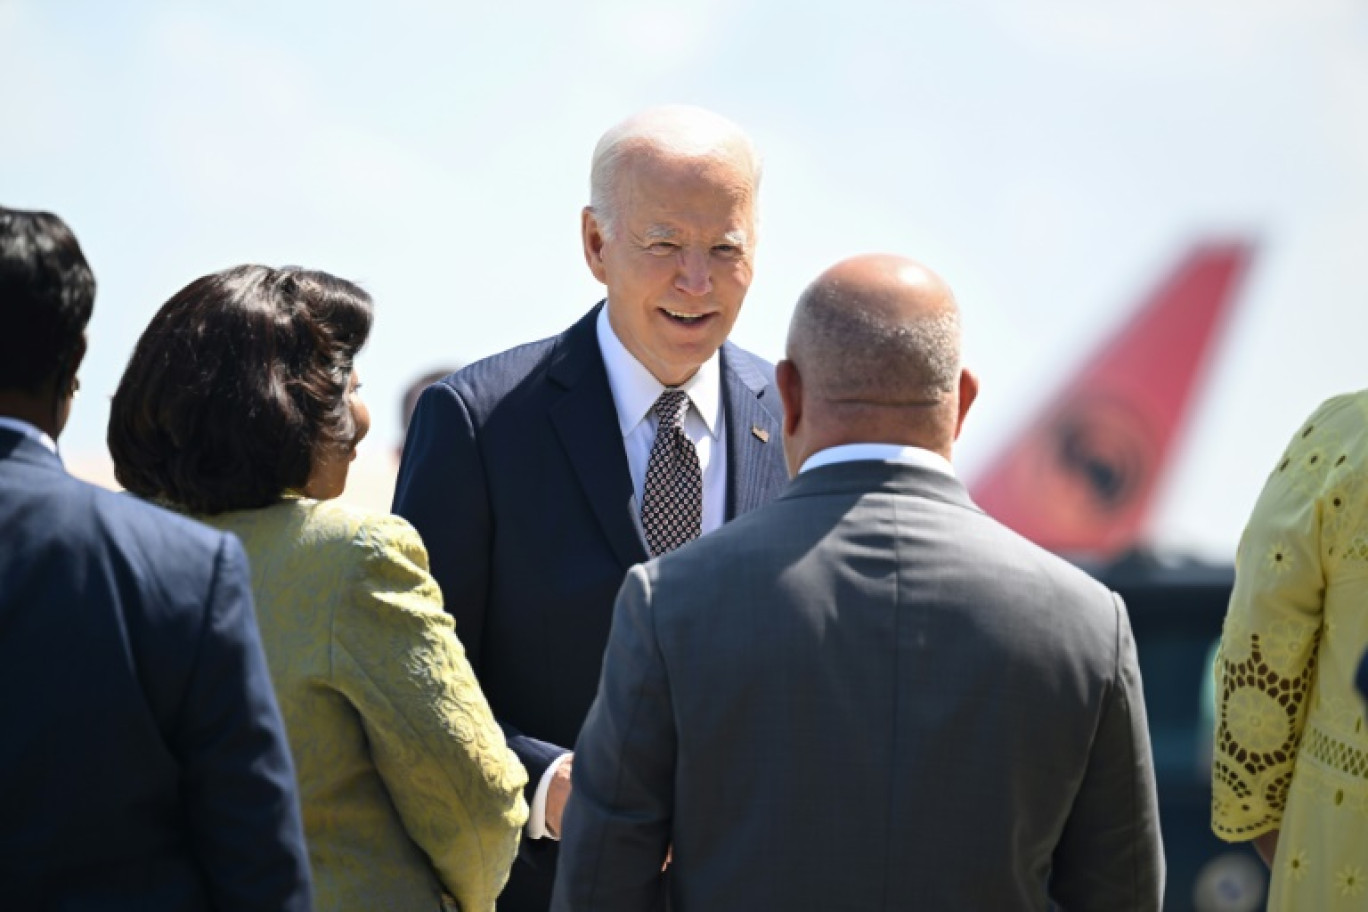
[
  {"x1": 799, "y1": 442, "x2": 955, "y2": 477},
  {"x1": 0, "y1": 416, "x2": 58, "y2": 455},
  {"x1": 596, "y1": 306, "x2": 727, "y2": 536},
  {"x1": 526, "y1": 307, "x2": 729, "y2": 840}
]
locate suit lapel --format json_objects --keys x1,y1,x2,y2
[
  {"x1": 721, "y1": 342, "x2": 784, "y2": 520},
  {"x1": 548, "y1": 305, "x2": 650, "y2": 569}
]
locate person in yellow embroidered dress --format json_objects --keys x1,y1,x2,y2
[
  {"x1": 108, "y1": 266, "x2": 528, "y2": 911},
  {"x1": 1212, "y1": 390, "x2": 1368, "y2": 909}
]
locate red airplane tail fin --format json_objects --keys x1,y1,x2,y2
[{"x1": 969, "y1": 242, "x2": 1254, "y2": 559}]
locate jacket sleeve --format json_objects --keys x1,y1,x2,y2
[
  {"x1": 393, "y1": 379, "x2": 569, "y2": 801},
  {"x1": 1211, "y1": 398, "x2": 1348, "y2": 841},
  {"x1": 331, "y1": 512, "x2": 529, "y2": 912},
  {"x1": 552, "y1": 564, "x2": 674, "y2": 912},
  {"x1": 176, "y1": 533, "x2": 314, "y2": 912},
  {"x1": 1050, "y1": 593, "x2": 1165, "y2": 911}
]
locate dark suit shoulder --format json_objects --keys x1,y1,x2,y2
[
  {"x1": 973, "y1": 506, "x2": 1119, "y2": 621},
  {"x1": 720, "y1": 341, "x2": 776, "y2": 381},
  {"x1": 439, "y1": 332, "x2": 562, "y2": 418},
  {"x1": 436, "y1": 304, "x2": 607, "y2": 421},
  {"x1": 649, "y1": 467, "x2": 1121, "y2": 655},
  {"x1": 20, "y1": 468, "x2": 231, "y2": 576},
  {"x1": 89, "y1": 483, "x2": 234, "y2": 575},
  {"x1": 720, "y1": 342, "x2": 780, "y2": 407},
  {"x1": 969, "y1": 505, "x2": 1114, "y2": 599},
  {"x1": 903, "y1": 492, "x2": 1124, "y2": 663},
  {"x1": 1, "y1": 448, "x2": 239, "y2": 655}
]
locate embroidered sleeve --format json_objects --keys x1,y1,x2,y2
[{"x1": 1211, "y1": 401, "x2": 1347, "y2": 840}]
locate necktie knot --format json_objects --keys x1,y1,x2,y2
[{"x1": 653, "y1": 389, "x2": 690, "y2": 429}]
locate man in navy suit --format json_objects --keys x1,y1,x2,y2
[
  {"x1": 394, "y1": 105, "x2": 789, "y2": 910},
  {"x1": 0, "y1": 206, "x2": 312, "y2": 910}
]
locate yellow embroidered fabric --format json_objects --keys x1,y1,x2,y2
[
  {"x1": 1212, "y1": 391, "x2": 1368, "y2": 910},
  {"x1": 206, "y1": 498, "x2": 528, "y2": 912}
]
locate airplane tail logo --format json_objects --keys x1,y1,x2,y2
[{"x1": 969, "y1": 242, "x2": 1254, "y2": 559}]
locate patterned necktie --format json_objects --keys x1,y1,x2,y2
[{"x1": 641, "y1": 389, "x2": 703, "y2": 557}]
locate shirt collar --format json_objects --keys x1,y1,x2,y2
[
  {"x1": 595, "y1": 305, "x2": 722, "y2": 439},
  {"x1": 0, "y1": 416, "x2": 59, "y2": 455},
  {"x1": 799, "y1": 443, "x2": 955, "y2": 477}
]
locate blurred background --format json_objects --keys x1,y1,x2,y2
[{"x1": 4, "y1": 0, "x2": 1367, "y2": 561}]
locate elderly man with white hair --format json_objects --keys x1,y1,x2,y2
[{"x1": 394, "y1": 105, "x2": 789, "y2": 911}]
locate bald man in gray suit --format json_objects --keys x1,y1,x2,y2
[{"x1": 553, "y1": 254, "x2": 1165, "y2": 911}]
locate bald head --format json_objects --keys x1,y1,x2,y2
[
  {"x1": 589, "y1": 105, "x2": 761, "y2": 239},
  {"x1": 788, "y1": 255, "x2": 961, "y2": 404},
  {"x1": 778, "y1": 254, "x2": 977, "y2": 471}
]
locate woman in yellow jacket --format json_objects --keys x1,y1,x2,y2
[{"x1": 108, "y1": 265, "x2": 527, "y2": 911}]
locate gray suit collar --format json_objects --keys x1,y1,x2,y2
[{"x1": 781, "y1": 459, "x2": 982, "y2": 514}]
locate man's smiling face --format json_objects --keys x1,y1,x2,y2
[{"x1": 583, "y1": 147, "x2": 756, "y2": 387}]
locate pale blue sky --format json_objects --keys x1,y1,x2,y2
[{"x1": 4, "y1": 0, "x2": 1366, "y2": 558}]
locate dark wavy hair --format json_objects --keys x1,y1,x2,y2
[
  {"x1": 0, "y1": 206, "x2": 96, "y2": 394},
  {"x1": 108, "y1": 265, "x2": 373, "y2": 514}
]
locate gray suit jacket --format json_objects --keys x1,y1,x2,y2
[{"x1": 553, "y1": 459, "x2": 1164, "y2": 911}]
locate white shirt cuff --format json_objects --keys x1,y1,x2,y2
[{"x1": 525, "y1": 752, "x2": 573, "y2": 840}]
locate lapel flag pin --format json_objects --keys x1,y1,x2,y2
[{"x1": 751, "y1": 425, "x2": 770, "y2": 443}]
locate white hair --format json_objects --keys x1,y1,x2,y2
[{"x1": 588, "y1": 105, "x2": 763, "y2": 238}]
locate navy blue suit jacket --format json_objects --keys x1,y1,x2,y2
[
  {"x1": 0, "y1": 426, "x2": 312, "y2": 910},
  {"x1": 394, "y1": 303, "x2": 789, "y2": 908}
]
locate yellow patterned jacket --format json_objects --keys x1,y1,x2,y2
[
  {"x1": 1213, "y1": 391, "x2": 1368, "y2": 909},
  {"x1": 204, "y1": 496, "x2": 528, "y2": 912}
]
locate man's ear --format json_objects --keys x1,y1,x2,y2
[
  {"x1": 776, "y1": 359, "x2": 802, "y2": 438},
  {"x1": 55, "y1": 333, "x2": 88, "y2": 398},
  {"x1": 953, "y1": 367, "x2": 978, "y2": 441},
  {"x1": 775, "y1": 359, "x2": 805, "y2": 479},
  {"x1": 581, "y1": 207, "x2": 609, "y2": 285}
]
